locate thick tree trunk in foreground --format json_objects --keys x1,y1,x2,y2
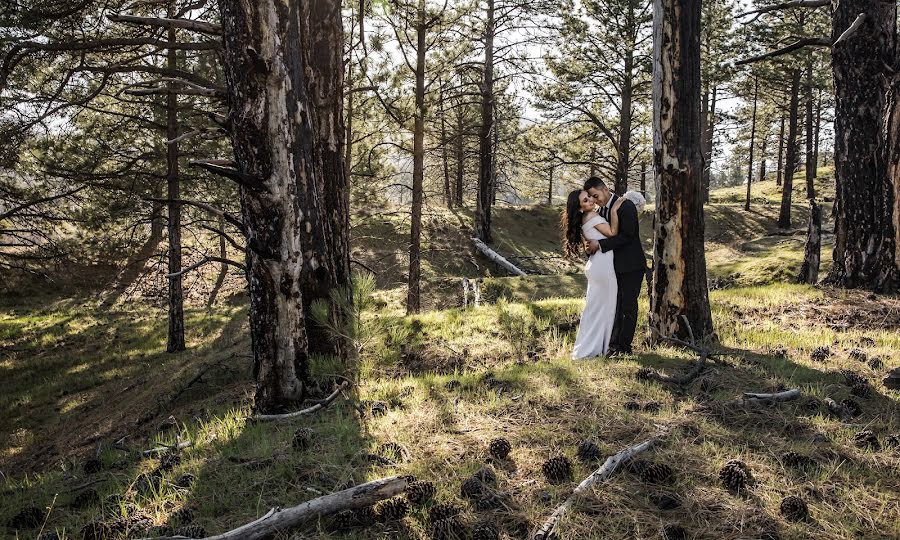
[
  {"x1": 301, "y1": 0, "x2": 352, "y2": 358},
  {"x1": 407, "y1": 0, "x2": 426, "y2": 314},
  {"x1": 474, "y1": 0, "x2": 495, "y2": 243},
  {"x1": 217, "y1": 0, "x2": 349, "y2": 412},
  {"x1": 826, "y1": 3, "x2": 898, "y2": 292},
  {"x1": 649, "y1": 0, "x2": 714, "y2": 342},
  {"x1": 166, "y1": 2, "x2": 185, "y2": 353},
  {"x1": 778, "y1": 70, "x2": 801, "y2": 229},
  {"x1": 887, "y1": 82, "x2": 900, "y2": 288},
  {"x1": 745, "y1": 78, "x2": 758, "y2": 212},
  {"x1": 798, "y1": 198, "x2": 821, "y2": 284}
]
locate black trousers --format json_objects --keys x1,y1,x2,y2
[{"x1": 610, "y1": 268, "x2": 644, "y2": 352}]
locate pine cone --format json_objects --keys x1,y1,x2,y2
[
  {"x1": 172, "y1": 507, "x2": 195, "y2": 524},
  {"x1": 810, "y1": 346, "x2": 830, "y2": 362},
  {"x1": 849, "y1": 348, "x2": 868, "y2": 362},
  {"x1": 473, "y1": 491, "x2": 503, "y2": 510},
  {"x1": 850, "y1": 382, "x2": 872, "y2": 398},
  {"x1": 488, "y1": 438, "x2": 511, "y2": 459},
  {"x1": 445, "y1": 379, "x2": 462, "y2": 390},
  {"x1": 379, "y1": 442, "x2": 407, "y2": 462},
  {"x1": 841, "y1": 398, "x2": 862, "y2": 417},
  {"x1": 353, "y1": 505, "x2": 378, "y2": 527},
  {"x1": 853, "y1": 430, "x2": 880, "y2": 451},
  {"x1": 175, "y1": 524, "x2": 207, "y2": 538},
  {"x1": 37, "y1": 532, "x2": 60, "y2": 540},
  {"x1": 781, "y1": 451, "x2": 816, "y2": 470},
  {"x1": 859, "y1": 336, "x2": 876, "y2": 346},
  {"x1": 719, "y1": 459, "x2": 753, "y2": 493},
  {"x1": 473, "y1": 466, "x2": 497, "y2": 485},
  {"x1": 623, "y1": 400, "x2": 641, "y2": 411},
  {"x1": 643, "y1": 401, "x2": 662, "y2": 413},
  {"x1": 405, "y1": 480, "x2": 436, "y2": 505},
  {"x1": 176, "y1": 473, "x2": 196, "y2": 488},
  {"x1": 371, "y1": 401, "x2": 388, "y2": 416},
  {"x1": 867, "y1": 357, "x2": 884, "y2": 370},
  {"x1": 7, "y1": 506, "x2": 45, "y2": 529},
  {"x1": 332, "y1": 510, "x2": 356, "y2": 531},
  {"x1": 159, "y1": 452, "x2": 181, "y2": 472},
  {"x1": 841, "y1": 369, "x2": 867, "y2": 387},
  {"x1": 577, "y1": 439, "x2": 602, "y2": 462},
  {"x1": 471, "y1": 522, "x2": 500, "y2": 540},
  {"x1": 626, "y1": 459, "x2": 652, "y2": 475},
  {"x1": 291, "y1": 427, "x2": 313, "y2": 451},
  {"x1": 661, "y1": 524, "x2": 687, "y2": 540},
  {"x1": 636, "y1": 367, "x2": 656, "y2": 381},
  {"x1": 640, "y1": 463, "x2": 675, "y2": 484},
  {"x1": 779, "y1": 496, "x2": 809, "y2": 522},
  {"x1": 542, "y1": 456, "x2": 573, "y2": 483},
  {"x1": 376, "y1": 497, "x2": 409, "y2": 522},
  {"x1": 885, "y1": 434, "x2": 900, "y2": 449},
  {"x1": 461, "y1": 476, "x2": 485, "y2": 499},
  {"x1": 80, "y1": 521, "x2": 113, "y2": 540},
  {"x1": 429, "y1": 516, "x2": 467, "y2": 540},
  {"x1": 428, "y1": 502, "x2": 461, "y2": 524}
]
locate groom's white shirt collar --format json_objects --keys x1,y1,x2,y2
[{"x1": 605, "y1": 193, "x2": 617, "y2": 209}]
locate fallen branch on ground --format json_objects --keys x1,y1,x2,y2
[
  {"x1": 142, "y1": 440, "x2": 191, "y2": 457},
  {"x1": 640, "y1": 353, "x2": 708, "y2": 385},
  {"x1": 531, "y1": 433, "x2": 666, "y2": 540},
  {"x1": 727, "y1": 388, "x2": 801, "y2": 407},
  {"x1": 471, "y1": 237, "x2": 527, "y2": 276},
  {"x1": 249, "y1": 382, "x2": 350, "y2": 422},
  {"x1": 136, "y1": 475, "x2": 407, "y2": 540}
]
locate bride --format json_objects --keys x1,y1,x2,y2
[{"x1": 562, "y1": 189, "x2": 623, "y2": 358}]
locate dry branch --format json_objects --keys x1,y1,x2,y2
[
  {"x1": 727, "y1": 388, "x2": 801, "y2": 407},
  {"x1": 142, "y1": 440, "x2": 191, "y2": 457},
  {"x1": 735, "y1": 37, "x2": 831, "y2": 66},
  {"x1": 641, "y1": 353, "x2": 708, "y2": 385},
  {"x1": 531, "y1": 434, "x2": 665, "y2": 540},
  {"x1": 136, "y1": 475, "x2": 407, "y2": 540},
  {"x1": 167, "y1": 256, "x2": 245, "y2": 278},
  {"x1": 833, "y1": 13, "x2": 867, "y2": 47},
  {"x1": 108, "y1": 14, "x2": 222, "y2": 35},
  {"x1": 471, "y1": 237, "x2": 527, "y2": 276},
  {"x1": 249, "y1": 382, "x2": 350, "y2": 422}
]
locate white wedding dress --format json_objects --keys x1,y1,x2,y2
[{"x1": 572, "y1": 213, "x2": 618, "y2": 359}]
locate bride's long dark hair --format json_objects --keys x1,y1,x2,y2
[{"x1": 561, "y1": 189, "x2": 584, "y2": 258}]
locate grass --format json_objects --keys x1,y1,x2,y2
[{"x1": 3, "y1": 172, "x2": 898, "y2": 539}]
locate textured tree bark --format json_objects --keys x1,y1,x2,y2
[
  {"x1": 887, "y1": 82, "x2": 900, "y2": 286},
  {"x1": 474, "y1": 0, "x2": 495, "y2": 242},
  {"x1": 778, "y1": 70, "x2": 801, "y2": 229},
  {"x1": 166, "y1": 0, "x2": 185, "y2": 353},
  {"x1": 776, "y1": 114, "x2": 785, "y2": 186},
  {"x1": 440, "y1": 84, "x2": 452, "y2": 209},
  {"x1": 615, "y1": 46, "x2": 634, "y2": 194},
  {"x1": 826, "y1": 3, "x2": 898, "y2": 292},
  {"x1": 217, "y1": 0, "x2": 349, "y2": 412},
  {"x1": 649, "y1": 0, "x2": 714, "y2": 343},
  {"x1": 798, "y1": 198, "x2": 821, "y2": 284},
  {"x1": 813, "y1": 91, "x2": 822, "y2": 178},
  {"x1": 407, "y1": 0, "x2": 426, "y2": 314},
  {"x1": 758, "y1": 127, "x2": 767, "y2": 183},
  {"x1": 547, "y1": 162, "x2": 554, "y2": 204},
  {"x1": 805, "y1": 59, "x2": 816, "y2": 199},
  {"x1": 640, "y1": 161, "x2": 647, "y2": 194},
  {"x1": 745, "y1": 77, "x2": 758, "y2": 212},
  {"x1": 454, "y1": 99, "x2": 465, "y2": 207},
  {"x1": 701, "y1": 86, "x2": 717, "y2": 203}
]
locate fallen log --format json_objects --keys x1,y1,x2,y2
[
  {"x1": 531, "y1": 434, "x2": 665, "y2": 540},
  {"x1": 471, "y1": 237, "x2": 527, "y2": 277},
  {"x1": 249, "y1": 381, "x2": 350, "y2": 422},
  {"x1": 727, "y1": 388, "x2": 801, "y2": 407},
  {"x1": 137, "y1": 475, "x2": 407, "y2": 540}
]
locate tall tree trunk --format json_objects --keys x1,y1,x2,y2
[
  {"x1": 454, "y1": 103, "x2": 464, "y2": 206},
  {"x1": 589, "y1": 145, "x2": 597, "y2": 177},
  {"x1": 407, "y1": 0, "x2": 426, "y2": 314},
  {"x1": 776, "y1": 114, "x2": 785, "y2": 186},
  {"x1": 474, "y1": 0, "x2": 495, "y2": 242},
  {"x1": 492, "y1": 111, "x2": 499, "y2": 205},
  {"x1": 217, "y1": 0, "x2": 349, "y2": 412},
  {"x1": 701, "y1": 86, "x2": 717, "y2": 202},
  {"x1": 888, "y1": 81, "x2": 900, "y2": 287},
  {"x1": 778, "y1": 69, "x2": 801, "y2": 229},
  {"x1": 166, "y1": 1, "x2": 185, "y2": 353},
  {"x1": 640, "y1": 161, "x2": 647, "y2": 194},
  {"x1": 827, "y1": 2, "x2": 898, "y2": 291},
  {"x1": 547, "y1": 162, "x2": 554, "y2": 204},
  {"x1": 345, "y1": 62, "x2": 354, "y2": 180},
  {"x1": 650, "y1": 0, "x2": 713, "y2": 342},
  {"x1": 758, "y1": 127, "x2": 767, "y2": 182},
  {"x1": 813, "y1": 91, "x2": 822, "y2": 175},
  {"x1": 797, "y1": 198, "x2": 821, "y2": 284},
  {"x1": 745, "y1": 77, "x2": 758, "y2": 212},
  {"x1": 805, "y1": 58, "x2": 815, "y2": 199},
  {"x1": 615, "y1": 46, "x2": 634, "y2": 194},
  {"x1": 440, "y1": 84, "x2": 451, "y2": 209}
]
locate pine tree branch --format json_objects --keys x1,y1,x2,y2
[
  {"x1": 107, "y1": 14, "x2": 222, "y2": 35},
  {"x1": 735, "y1": 37, "x2": 832, "y2": 66}
]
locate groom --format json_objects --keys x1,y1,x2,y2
[{"x1": 584, "y1": 177, "x2": 647, "y2": 355}]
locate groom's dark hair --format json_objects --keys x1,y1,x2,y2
[{"x1": 583, "y1": 176, "x2": 607, "y2": 191}]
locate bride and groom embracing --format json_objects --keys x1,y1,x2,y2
[{"x1": 562, "y1": 177, "x2": 648, "y2": 359}]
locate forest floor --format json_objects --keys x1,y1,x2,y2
[{"x1": 3, "y1": 170, "x2": 899, "y2": 540}]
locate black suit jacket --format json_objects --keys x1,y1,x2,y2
[{"x1": 598, "y1": 196, "x2": 647, "y2": 274}]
